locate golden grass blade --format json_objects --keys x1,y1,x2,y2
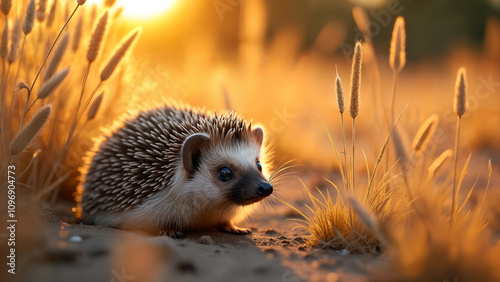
[
  {"x1": 10, "y1": 105, "x2": 51, "y2": 155},
  {"x1": 475, "y1": 160, "x2": 492, "y2": 223},
  {"x1": 458, "y1": 175, "x2": 479, "y2": 215},
  {"x1": 456, "y1": 153, "x2": 472, "y2": 206},
  {"x1": 365, "y1": 104, "x2": 408, "y2": 203},
  {"x1": 275, "y1": 195, "x2": 310, "y2": 222},
  {"x1": 320, "y1": 117, "x2": 347, "y2": 194}
]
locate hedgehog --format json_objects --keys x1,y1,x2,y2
[{"x1": 78, "y1": 105, "x2": 273, "y2": 238}]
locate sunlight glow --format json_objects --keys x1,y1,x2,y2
[{"x1": 88, "y1": 0, "x2": 177, "y2": 19}]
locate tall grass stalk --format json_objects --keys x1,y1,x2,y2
[
  {"x1": 349, "y1": 42, "x2": 362, "y2": 193},
  {"x1": 451, "y1": 67, "x2": 467, "y2": 226},
  {"x1": 335, "y1": 64, "x2": 348, "y2": 189}
]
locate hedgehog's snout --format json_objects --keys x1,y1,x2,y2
[{"x1": 256, "y1": 182, "x2": 273, "y2": 197}]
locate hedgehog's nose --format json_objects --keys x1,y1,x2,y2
[{"x1": 257, "y1": 182, "x2": 273, "y2": 197}]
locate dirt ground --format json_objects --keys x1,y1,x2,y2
[{"x1": 0, "y1": 171, "x2": 384, "y2": 282}]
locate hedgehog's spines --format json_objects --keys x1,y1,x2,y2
[{"x1": 80, "y1": 105, "x2": 263, "y2": 216}]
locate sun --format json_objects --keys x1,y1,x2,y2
[{"x1": 87, "y1": 0, "x2": 177, "y2": 19}]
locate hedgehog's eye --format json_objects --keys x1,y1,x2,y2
[
  {"x1": 256, "y1": 161, "x2": 262, "y2": 172},
  {"x1": 217, "y1": 166, "x2": 233, "y2": 182}
]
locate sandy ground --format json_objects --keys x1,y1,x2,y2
[{"x1": 0, "y1": 172, "x2": 382, "y2": 282}]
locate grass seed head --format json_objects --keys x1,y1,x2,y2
[
  {"x1": 389, "y1": 16, "x2": 406, "y2": 72},
  {"x1": 77, "y1": 0, "x2": 87, "y2": 5},
  {"x1": 38, "y1": 67, "x2": 70, "y2": 99},
  {"x1": 87, "y1": 11, "x2": 109, "y2": 63},
  {"x1": 349, "y1": 41, "x2": 362, "y2": 119},
  {"x1": 454, "y1": 67, "x2": 468, "y2": 117},
  {"x1": 72, "y1": 13, "x2": 84, "y2": 52},
  {"x1": 352, "y1": 6, "x2": 371, "y2": 39},
  {"x1": 0, "y1": 20, "x2": 8, "y2": 59},
  {"x1": 100, "y1": 28, "x2": 141, "y2": 81},
  {"x1": 23, "y1": 0, "x2": 36, "y2": 36},
  {"x1": 0, "y1": 0, "x2": 11, "y2": 16},
  {"x1": 7, "y1": 18, "x2": 22, "y2": 64},
  {"x1": 10, "y1": 105, "x2": 52, "y2": 155},
  {"x1": 335, "y1": 66, "x2": 345, "y2": 114},
  {"x1": 428, "y1": 149, "x2": 453, "y2": 179},
  {"x1": 46, "y1": 0, "x2": 58, "y2": 27},
  {"x1": 37, "y1": 0, "x2": 48, "y2": 22},
  {"x1": 87, "y1": 92, "x2": 104, "y2": 120},
  {"x1": 412, "y1": 114, "x2": 439, "y2": 153},
  {"x1": 44, "y1": 32, "x2": 70, "y2": 80}
]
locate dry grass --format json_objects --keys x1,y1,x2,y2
[
  {"x1": 280, "y1": 11, "x2": 499, "y2": 279},
  {"x1": 0, "y1": 0, "x2": 140, "y2": 203}
]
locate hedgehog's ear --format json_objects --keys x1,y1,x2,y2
[
  {"x1": 182, "y1": 133, "x2": 211, "y2": 175},
  {"x1": 252, "y1": 127, "x2": 264, "y2": 147}
]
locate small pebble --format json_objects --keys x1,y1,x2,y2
[
  {"x1": 69, "y1": 236, "x2": 83, "y2": 243},
  {"x1": 263, "y1": 248, "x2": 277, "y2": 254},
  {"x1": 281, "y1": 240, "x2": 291, "y2": 246},
  {"x1": 264, "y1": 228, "x2": 278, "y2": 235},
  {"x1": 278, "y1": 236, "x2": 287, "y2": 240},
  {"x1": 254, "y1": 266, "x2": 269, "y2": 274},
  {"x1": 339, "y1": 249, "x2": 349, "y2": 256},
  {"x1": 176, "y1": 260, "x2": 196, "y2": 273},
  {"x1": 293, "y1": 237, "x2": 305, "y2": 244},
  {"x1": 198, "y1": 236, "x2": 214, "y2": 245},
  {"x1": 298, "y1": 245, "x2": 307, "y2": 251}
]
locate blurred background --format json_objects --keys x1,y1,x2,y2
[{"x1": 89, "y1": 0, "x2": 500, "y2": 170}]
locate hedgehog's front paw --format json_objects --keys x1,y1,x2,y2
[
  {"x1": 159, "y1": 230, "x2": 184, "y2": 239},
  {"x1": 217, "y1": 224, "x2": 251, "y2": 235}
]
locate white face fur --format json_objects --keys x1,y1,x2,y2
[{"x1": 181, "y1": 128, "x2": 273, "y2": 209}]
